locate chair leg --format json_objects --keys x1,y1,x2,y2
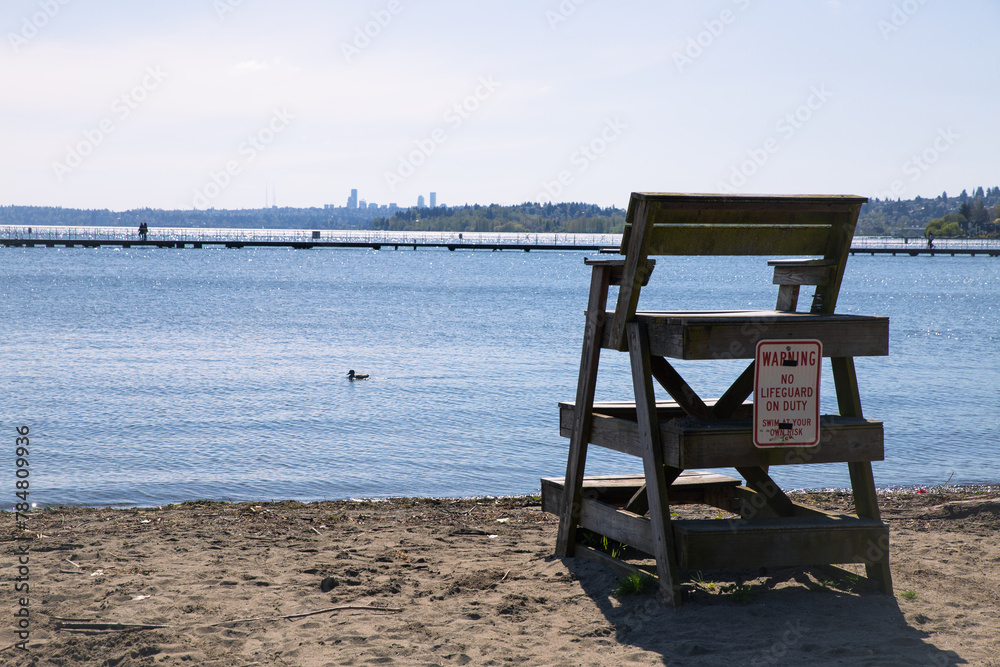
[
  {"x1": 556, "y1": 266, "x2": 612, "y2": 557},
  {"x1": 627, "y1": 322, "x2": 682, "y2": 606},
  {"x1": 832, "y1": 357, "x2": 893, "y2": 594}
]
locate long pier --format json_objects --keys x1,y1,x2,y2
[
  {"x1": 0, "y1": 226, "x2": 616, "y2": 252},
  {"x1": 848, "y1": 237, "x2": 1000, "y2": 257},
  {"x1": 2, "y1": 226, "x2": 999, "y2": 256}
]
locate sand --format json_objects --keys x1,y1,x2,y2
[{"x1": 2, "y1": 487, "x2": 999, "y2": 666}]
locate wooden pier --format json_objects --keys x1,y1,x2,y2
[
  {"x1": 0, "y1": 227, "x2": 615, "y2": 252},
  {"x1": 849, "y1": 247, "x2": 1000, "y2": 257},
  {"x1": 2, "y1": 226, "x2": 999, "y2": 256}
]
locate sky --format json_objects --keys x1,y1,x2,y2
[{"x1": 1, "y1": 0, "x2": 998, "y2": 211}]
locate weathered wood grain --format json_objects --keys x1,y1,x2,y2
[
  {"x1": 672, "y1": 516, "x2": 888, "y2": 570},
  {"x1": 597, "y1": 310, "x2": 890, "y2": 359},
  {"x1": 558, "y1": 405, "x2": 884, "y2": 468}
]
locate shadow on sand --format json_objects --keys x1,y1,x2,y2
[{"x1": 564, "y1": 559, "x2": 963, "y2": 666}]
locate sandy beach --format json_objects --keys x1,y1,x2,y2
[{"x1": 3, "y1": 487, "x2": 999, "y2": 666}]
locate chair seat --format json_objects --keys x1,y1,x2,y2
[{"x1": 600, "y1": 309, "x2": 888, "y2": 359}]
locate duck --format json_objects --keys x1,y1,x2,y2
[{"x1": 347, "y1": 370, "x2": 369, "y2": 381}]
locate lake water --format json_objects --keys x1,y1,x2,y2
[{"x1": 2, "y1": 245, "x2": 998, "y2": 507}]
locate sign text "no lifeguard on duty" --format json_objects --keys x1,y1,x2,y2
[{"x1": 753, "y1": 340, "x2": 822, "y2": 447}]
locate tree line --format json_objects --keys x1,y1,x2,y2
[
  {"x1": 370, "y1": 202, "x2": 625, "y2": 234},
  {"x1": 859, "y1": 186, "x2": 1000, "y2": 237}
]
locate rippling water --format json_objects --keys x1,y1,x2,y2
[{"x1": 2, "y1": 246, "x2": 998, "y2": 507}]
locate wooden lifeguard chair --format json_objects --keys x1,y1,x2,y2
[{"x1": 544, "y1": 193, "x2": 892, "y2": 606}]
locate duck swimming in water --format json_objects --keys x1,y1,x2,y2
[{"x1": 347, "y1": 370, "x2": 369, "y2": 381}]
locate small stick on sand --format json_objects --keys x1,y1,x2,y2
[
  {"x1": 56, "y1": 621, "x2": 172, "y2": 631},
  {"x1": 65, "y1": 558, "x2": 82, "y2": 568},
  {"x1": 211, "y1": 605, "x2": 403, "y2": 627}
]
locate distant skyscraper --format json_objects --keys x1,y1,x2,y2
[
  {"x1": 430, "y1": 192, "x2": 437, "y2": 208},
  {"x1": 348, "y1": 189, "x2": 358, "y2": 209},
  {"x1": 417, "y1": 195, "x2": 426, "y2": 208}
]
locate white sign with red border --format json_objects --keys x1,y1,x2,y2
[{"x1": 753, "y1": 339, "x2": 822, "y2": 447}]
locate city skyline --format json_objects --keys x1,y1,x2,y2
[{"x1": 2, "y1": 1, "x2": 998, "y2": 211}]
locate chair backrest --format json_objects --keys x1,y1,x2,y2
[{"x1": 609, "y1": 193, "x2": 867, "y2": 348}]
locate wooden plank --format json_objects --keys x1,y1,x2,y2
[
  {"x1": 645, "y1": 224, "x2": 831, "y2": 256},
  {"x1": 771, "y1": 262, "x2": 835, "y2": 287},
  {"x1": 735, "y1": 467, "x2": 795, "y2": 517},
  {"x1": 832, "y1": 356, "x2": 893, "y2": 594},
  {"x1": 627, "y1": 322, "x2": 682, "y2": 606},
  {"x1": 623, "y1": 467, "x2": 682, "y2": 516},
  {"x1": 559, "y1": 406, "x2": 884, "y2": 467},
  {"x1": 543, "y1": 476, "x2": 645, "y2": 513},
  {"x1": 711, "y1": 362, "x2": 756, "y2": 419},
  {"x1": 576, "y1": 497, "x2": 655, "y2": 555},
  {"x1": 812, "y1": 207, "x2": 863, "y2": 314},
  {"x1": 648, "y1": 356, "x2": 712, "y2": 419},
  {"x1": 631, "y1": 311, "x2": 889, "y2": 359},
  {"x1": 541, "y1": 472, "x2": 742, "y2": 515},
  {"x1": 632, "y1": 192, "x2": 868, "y2": 215},
  {"x1": 543, "y1": 473, "x2": 741, "y2": 512},
  {"x1": 660, "y1": 416, "x2": 884, "y2": 469},
  {"x1": 584, "y1": 257, "x2": 655, "y2": 287},
  {"x1": 555, "y1": 263, "x2": 613, "y2": 557},
  {"x1": 608, "y1": 198, "x2": 653, "y2": 350},
  {"x1": 672, "y1": 516, "x2": 888, "y2": 570},
  {"x1": 733, "y1": 488, "x2": 834, "y2": 520},
  {"x1": 775, "y1": 284, "x2": 800, "y2": 312},
  {"x1": 570, "y1": 412, "x2": 645, "y2": 458},
  {"x1": 629, "y1": 194, "x2": 868, "y2": 241},
  {"x1": 573, "y1": 545, "x2": 656, "y2": 581},
  {"x1": 558, "y1": 398, "x2": 752, "y2": 428},
  {"x1": 767, "y1": 258, "x2": 834, "y2": 266}
]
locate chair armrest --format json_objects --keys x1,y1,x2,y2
[
  {"x1": 768, "y1": 258, "x2": 835, "y2": 286},
  {"x1": 585, "y1": 257, "x2": 656, "y2": 287}
]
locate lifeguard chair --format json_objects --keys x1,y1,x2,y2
[{"x1": 543, "y1": 193, "x2": 891, "y2": 606}]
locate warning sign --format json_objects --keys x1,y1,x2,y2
[{"x1": 753, "y1": 340, "x2": 822, "y2": 447}]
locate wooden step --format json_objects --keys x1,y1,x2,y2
[
  {"x1": 546, "y1": 485, "x2": 887, "y2": 570},
  {"x1": 672, "y1": 515, "x2": 889, "y2": 569},
  {"x1": 558, "y1": 404, "x2": 883, "y2": 468},
  {"x1": 540, "y1": 472, "x2": 740, "y2": 515},
  {"x1": 558, "y1": 399, "x2": 752, "y2": 422}
]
